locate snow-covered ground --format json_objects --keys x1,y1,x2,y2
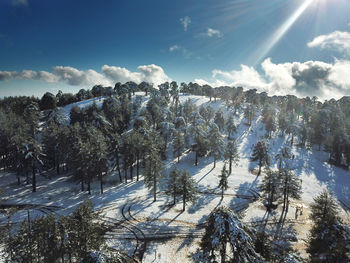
[{"x1": 1, "y1": 93, "x2": 350, "y2": 261}]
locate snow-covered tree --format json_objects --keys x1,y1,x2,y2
[
  {"x1": 165, "y1": 166, "x2": 180, "y2": 205},
  {"x1": 275, "y1": 146, "x2": 292, "y2": 170},
  {"x1": 214, "y1": 110, "x2": 225, "y2": 131},
  {"x1": 179, "y1": 169, "x2": 197, "y2": 211},
  {"x1": 307, "y1": 190, "x2": 350, "y2": 262},
  {"x1": 250, "y1": 140, "x2": 270, "y2": 176},
  {"x1": 259, "y1": 169, "x2": 280, "y2": 211},
  {"x1": 208, "y1": 124, "x2": 225, "y2": 168},
  {"x1": 226, "y1": 114, "x2": 236, "y2": 139},
  {"x1": 173, "y1": 130, "x2": 185, "y2": 163},
  {"x1": 218, "y1": 164, "x2": 228, "y2": 200},
  {"x1": 190, "y1": 119, "x2": 209, "y2": 166},
  {"x1": 144, "y1": 146, "x2": 163, "y2": 202},
  {"x1": 193, "y1": 206, "x2": 262, "y2": 263},
  {"x1": 279, "y1": 167, "x2": 302, "y2": 221},
  {"x1": 224, "y1": 139, "x2": 240, "y2": 174}
]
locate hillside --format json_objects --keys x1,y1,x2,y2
[{"x1": 1, "y1": 91, "x2": 350, "y2": 262}]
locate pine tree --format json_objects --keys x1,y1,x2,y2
[
  {"x1": 214, "y1": 111, "x2": 225, "y2": 131},
  {"x1": 279, "y1": 167, "x2": 302, "y2": 222},
  {"x1": 190, "y1": 120, "x2": 209, "y2": 166},
  {"x1": 173, "y1": 130, "x2": 185, "y2": 163},
  {"x1": 144, "y1": 147, "x2": 163, "y2": 202},
  {"x1": 307, "y1": 190, "x2": 350, "y2": 262},
  {"x1": 250, "y1": 140, "x2": 270, "y2": 176},
  {"x1": 208, "y1": 124, "x2": 224, "y2": 168},
  {"x1": 259, "y1": 169, "x2": 280, "y2": 210},
  {"x1": 165, "y1": 166, "x2": 180, "y2": 205},
  {"x1": 179, "y1": 169, "x2": 197, "y2": 211},
  {"x1": 218, "y1": 164, "x2": 228, "y2": 200},
  {"x1": 244, "y1": 104, "x2": 256, "y2": 126},
  {"x1": 275, "y1": 146, "x2": 292, "y2": 170},
  {"x1": 226, "y1": 114, "x2": 236, "y2": 139},
  {"x1": 23, "y1": 139, "x2": 44, "y2": 192},
  {"x1": 193, "y1": 206, "x2": 262, "y2": 263},
  {"x1": 224, "y1": 139, "x2": 240, "y2": 174},
  {"x1": 199, "y1": 105, "x2": 215, "y2": 126}
]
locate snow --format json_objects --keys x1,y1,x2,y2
[
  {"x1": 58, "y1": 96, "x2": 106, "y2": 124},
  {"x1": 1, "y1": 93, "x2": 350, "y2": 261}
]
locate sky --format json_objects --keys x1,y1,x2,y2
[{"x1": 0, "y1": 0, "x2": 350, "y2": 100}]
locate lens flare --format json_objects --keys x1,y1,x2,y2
[{"x1": 252, "y1": 0, "x2": 315, "y2": 65}]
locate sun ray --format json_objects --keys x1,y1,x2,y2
[{"x1": 252, "y1": 0, "x2": 315, "y2": 66}]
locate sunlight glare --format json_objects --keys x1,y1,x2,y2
[{"x1": 252, "y1": 0, "x2": 315, "y2": 65}]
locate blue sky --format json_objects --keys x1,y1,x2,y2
[{"x1": 0, "y1": 0, "x2": 350, "y2": 99}]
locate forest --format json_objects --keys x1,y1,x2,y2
[{"x1": 0, "y1": 81, "x2": 350, "y2": 262}]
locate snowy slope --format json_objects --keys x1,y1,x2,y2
[{"x1": 1, "y1": 93, "x2": 350, "y2": 262}]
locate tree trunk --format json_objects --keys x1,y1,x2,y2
[
  {"x1": 81, "y1": 179, "x2": 84, "y2": 192},
  {"x1": 88, "y1": 180, "x2": 91, "y2": 195},
  {"x1": 221, "y1": 188, "x2": 224, "y2": 200},
  {"x1": 258, "y1": 162, "x2": 262, "y2": 176},
  {"x1": 229, "y1": 157, "x2": 232, "y2": 174},
  {"x1": 27, "y1": 210, "x2": 33, "y2": 263},
  {"x1": 183, "y1": 192, "x2": 186, "y2": 211},
  {"x1": 195, "y1": 151, "x2": 198, "y2": 166},
  {"x1": 130, "y1": 165, "x2": 133, "y2": 181},
  {"x1": 153, "y1": 176, "x2": 157, "y2": 202},
  {"x1": 17, "y1": 176, "x2": 20, "y2": 185},
  {"x1": 116, "y1": 153, "x2": 122, "y2": 182},
  {"x1": 100, "y1": 173, "x2": 103, "y2": 194},
  {"x1": 213, "y1": 158, "x2": 216, "y2": 168},
  {"x1": 32, "y1": 166, "x2": 36, "y2": 192},
  {"x1": 124, "y1": 168, "x2": 127, "y2": 183},
  {"x1": 177, "y1": 155, "x2": 180, "y2": 163},
  {"x1": 136, "y1": 157, "x2": 140, "y2": 181}
]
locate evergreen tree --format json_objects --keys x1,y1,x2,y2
[
  {"x1": 165, "y1": 166, "x2": 180, "y2": 205},
  {"x1": 218, "y1": 164, "x2": 228, "y2": 200},
  {"x1": 250, "y1": 140, "x2": 270, "y2": 176},
  {"x1": 226, "y1": 114, "x2": 236, "y2": 139},
  {"x1": 224, "y1": 139, "x2": 240, "y2": 174},
  {"x1": 193, "y1": 206, "x2": 262, "y2": 263},
  {"x1": 279, "y1": 167, "x2": 302, "y2": 222},
  {"x1": 173, "y1": 130, "x2": 185, "y2": 163},
  {"x1": 144, "y1": 147, "x2": 163, "y2": 202},
  {"x1": 23, "y1": 140, "x2": 44, "y2": 192},
  {"x1": 214, "y1": 111, "x2": 225, "y2": 131},
  {"x1": 208, "y1": 124, "x2": 224, "y2": 168},
  {"x1": 199, "y1": 105, "x2": 215, "y2": 126},
  {"x1": 259, "y1": 169, "x2": 280, "y2": 211},
  {"x1": 190, "y1": 119, "x2": 209, "y2": 166},
  {"x1": 179, "y1": 169, "x2": 197, "y2": 211},
  {"x1": 275, "y1": 146, "x2": 292, "y2": 170},
  {"x1": 244, "y1": 104, "x2": 256, "y2": 126},
  {"x1": 307, "y1": 190, "x2": 350, "y2": 262}
]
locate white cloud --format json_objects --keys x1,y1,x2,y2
[
  {"x1": 201, "y1": 28, "x2": 223, "y2": 38},
  {"x1": 168, "y1": 45, "x2": 191, "y2": 58},
  {"x1": 194, "y1": 58, "x2": 350, "y2": 100},
  {"x1": 53, "y1": 66, "x2": 110, "y2": 86},
  {"x1": 11, "y1": 0, "x2": 28, "y2": 6},
  {"x1": 0, "y1": 64, "x2": 171, "y2": 88},
  {"x1": 169, "y1": 45, "x2": 180, "y2": 52},
  {"x1": 180, "y1": 16, "x2": 191, "y2": 32},
  {"x1": 102, "y1": 64, "x2": 170, "y2": 87},
  {"x1": 307, "y1": 31, "x2": 350, "y2": 54},
  {"x1": 0, "y1": 70, "x2": 57, "y2": 82}
]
